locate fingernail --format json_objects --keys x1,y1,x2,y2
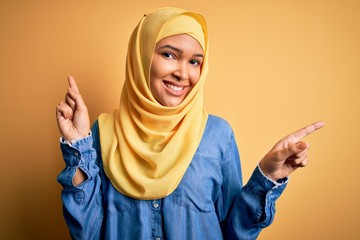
[{"x1": 298, "y1": 142, "x2": 306, "y2": 151}]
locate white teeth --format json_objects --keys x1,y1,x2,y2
[{"x1": 165, "y1": 83, "x2": 184, "y2": 91}]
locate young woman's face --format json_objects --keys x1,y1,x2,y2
[{"x1": 150, "y1": 34, "x2": 204, "y2": 107}]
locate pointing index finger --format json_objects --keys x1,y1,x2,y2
[
  {"x1": 67, "y1": 75, "x2": 80, "y2": 93},
  {"x1": 291, "y1": 121, "x2": 325, "y2": 141}
]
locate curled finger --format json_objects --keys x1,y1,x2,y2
[
  {"x1": 287, "y1": 154, "x2": 308, "y2": 167},
  {"x1": 294, "y1": 143, "x2": 309, "y2": 159},
  {"x1": 298, "y1": 158, "x2": 309, "y2": 167},
  {"x1": 65, "y1": 92, "x2": 76, "y2": 111},
  {"x1": 56, "y1": 101, "x2": 74, "y2": 120}
]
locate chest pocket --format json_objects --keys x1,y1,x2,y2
[
  {"x1": 110, "y1": 193, "x2": 138, "y2": 213},
  {"x1": 171, "y1": 154, "x2": 222, "y2": 213},
  {"x1": 102, "y1": 179, "x2": 139, "y2": 213}
]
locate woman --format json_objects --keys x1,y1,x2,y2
[{"x1": 56, "y1": 7, "x2": 324, "y2": 239}]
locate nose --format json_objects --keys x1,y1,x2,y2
[{"x1": 172, "y1": 61, "x2": 189, "y2": 81}]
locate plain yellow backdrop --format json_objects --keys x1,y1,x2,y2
[{"x1": 1, "y1": 0, "x2": 359, "y2": 239}]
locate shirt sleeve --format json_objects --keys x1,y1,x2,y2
[
  {"x1": 219, "y1": 131, "x2": 288, "y2": 239},
  {"x1": 57, "y1": 122, "x2": 103, "y2": 240}
]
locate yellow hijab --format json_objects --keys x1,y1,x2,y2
[{"x1": 98, "y1": 7, "x2": 209, "y2": 200}]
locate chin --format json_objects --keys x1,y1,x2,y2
[
  {"x1": 164, "y1": 102, "x2": 180, "y2": 107},
  {"x1": 163, "y1": 99, "x2": 182, "y2": 107}
]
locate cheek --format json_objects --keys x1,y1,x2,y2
[
  {"x1": 190, "y1": 68, "x2": 202, "y2": 84},
  {"x1": 149, "y1": 63, "x2": 165, "y2": 98},
  {"x1": 150, "y1": 57, "x2": 167, "y2": 80}
]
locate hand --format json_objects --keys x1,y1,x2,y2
[
  {"x1": 259, "y1": 121, "x2": 325, "y2": 181},
  {"x1": 56, "y1": 76, "x2": 90, "y2": 141}
]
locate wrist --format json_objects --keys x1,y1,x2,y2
[
  {"x1": 62, "y1": 130, "x2": 91, "y2": 145},
  {"x1": 259, "y1": 161, "x2": 278, "y2": 181},
  {"x1": 258, "y1": 163, "x2": 288, "y2": 186}
]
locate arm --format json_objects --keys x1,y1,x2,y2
[
  {"x1": 220, "y1": 122, "x2": 324, "y2": 239},
  {"x1": 259, "y1": 121, "x2": 325, "y2": 181},
  {"x1": 218, "y1": 132, "x2": 286, "y2": 239},
  {"x1": 56, "y1": 76, "x2": 103, "y2": 239},
  {"x1": 57, "y1": 128, "x2": 103, "y2": 239},
  {"x1": 56, "y1": 75, "x2": 90, "y2": 186}
]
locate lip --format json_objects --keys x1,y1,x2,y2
[{"x1": 163, "y1": 80, "x2": 189, "y2": 96}]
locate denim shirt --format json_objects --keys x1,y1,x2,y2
[{"x1": 57, "y1": 115, "x2": 287, "y2": 240}]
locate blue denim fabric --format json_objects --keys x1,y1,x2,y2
[{"x1": 57, "y1": 115, "x2": 287, "y2": 240}]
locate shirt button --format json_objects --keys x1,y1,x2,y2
[
  {"x1": 74, "y1": 152, "x2": 79, "y2": 157},
  {"x1": 153, "y1": 203, "x2": 159, "y2": 208}
]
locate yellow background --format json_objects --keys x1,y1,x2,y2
[{"x1": 1, "y1": 0, "x2": 359, "y2": 239}]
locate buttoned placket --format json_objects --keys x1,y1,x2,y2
[{"x1": 151, "y1": 199, "x2": 162, "y2": 240}]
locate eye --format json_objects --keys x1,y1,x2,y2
[
  {"x1": 162, "y1": 52, "x2": 175, "y2": 59},
  {"x1": 190, "y1": 59, "x2": 202, "y2": 66}
]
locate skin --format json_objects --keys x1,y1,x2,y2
[
  {"x1": 56, "y1": 34, "x2": 324, "y2": 186},
  {"x1": 259, "y1": 121, "x2": 325, "y2": 181},
  {"x1": 56, "y1": 75, "x2": 89, "y2": 185},
  {"x1": 150, "y1": 34, "x2": 204, "y2": 107}
]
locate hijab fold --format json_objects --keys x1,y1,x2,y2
[{"x1": 98, "y1": 7, "x2": 209, "y2": 199}]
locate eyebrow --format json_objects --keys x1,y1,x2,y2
[{"x1": 159, "y1": 44, "x2": 204, "y2": 58}]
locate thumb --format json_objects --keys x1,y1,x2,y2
[{"x1": 282, "y1": 142, "x2": 307, "y2": 159}]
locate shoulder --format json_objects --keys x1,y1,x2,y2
[
  {"x1": 197, "y1": 114, "x2": 236, "y2": 157},
  {"x1": 203, "y1": 114, "x2": 234, "y2": 138}
]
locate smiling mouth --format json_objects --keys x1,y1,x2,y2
[{"x1": 164, "y1": 82, "x2": 185, "y2": 92}]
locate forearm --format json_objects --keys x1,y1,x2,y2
[
  {"x1": 72, "y1": 168, "x2": 87, "y2": 186},
  {"x1": 57, "y1": 133, "x2": 103, "y2": 239},
  {"x1": 222, "y1": 166, "x2": 287, "y2": 239}
]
